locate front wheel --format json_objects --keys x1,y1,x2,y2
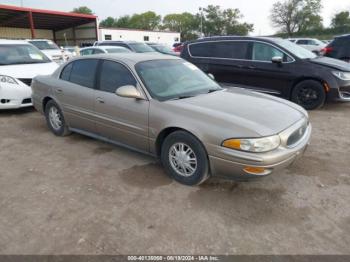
[
  {"x1": 161, "y1": 131, "x2": 210, "y2": 186},
  {"x1": 291, "y1": 80, "x2": 326, "y2": 110}
]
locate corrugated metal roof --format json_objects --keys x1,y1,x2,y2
[{"x1": 0, "y1": 4, "x2": 97, "y2": 31}]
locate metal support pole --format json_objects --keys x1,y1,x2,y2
[{"x1": 28, "y1": 11, "x2": 35, "y2": 39}]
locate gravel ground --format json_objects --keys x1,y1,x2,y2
[{"x1": 0, "y1": 102, "x2": 349, "y2": 255}]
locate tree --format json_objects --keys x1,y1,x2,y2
[
  {"x1": 331, "y1": 11, "x2": 350, "y2": 32},
  {"x1": 99, "y1": 17, "x2": 116, "y2": 28},
  {"x1": 202, "y1": 5, "x2": 253, "y2": 36},
  {"x1": 270, "y1": 0, "x2": 322, "y2": 36},
  {"x1": 115, "y1": 15, "x2": 132, "y2": 28},
  {"x1": 163, "y1": 13, "x2": 200, "y2": 41},
  {"x1": 71, "y1": 6, "x2": 93, "y2": 15},
  {"x1": 129, "y1": 11, "x2": 161, "y2": 30}
]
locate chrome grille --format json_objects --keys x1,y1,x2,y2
[{"x1": 18, "y1": 78, "x2": 32, "y2": 86}]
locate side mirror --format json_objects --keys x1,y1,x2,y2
[
  {"x1": 272, "y1": 56, "x2": 283, "y2": 64},
  {"x1": 116, "y1": 85, "x2": 144, "y2": 100},
  {"x1": 208, "y1": 73, "x2": 215, "y2": 80}
]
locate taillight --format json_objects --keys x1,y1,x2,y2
[{"x1": 321, "y1": 47, "x2": 333, "y2": 55}]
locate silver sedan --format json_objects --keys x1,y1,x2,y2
[{"x1": 31, "y1": 53, "x2": 311, "y2": 186}]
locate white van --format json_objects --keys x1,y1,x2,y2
[{"x1": 0, "y1": 40, "x2": 58, "y2": 109}]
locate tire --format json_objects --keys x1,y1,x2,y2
[
  {"x1": 44, "y1": 100, "x2": 71, "y2": 136},
  {"x1": 161, "y1": 131, "x2": 210, "y2": 186},
  {"x1": 291, "y1": 80, "x2": 326, "y2": 110}
]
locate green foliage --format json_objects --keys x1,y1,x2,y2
[
  {"x1": 270, "y1": 0, "x2": 322, "y2": 36},
  {"x1": 200, "y1": 5, "x2": 254, "y2": 36},
  {"x1": 71, "y1": 6, "x2": 93, "y2": 15},
  {"x1": 99, "y1": 5, "x2": 253, "y2": 42},
  {"x1": 331, "y1": 11, "x2": 350, "y2": 34}
]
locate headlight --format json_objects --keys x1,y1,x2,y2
[
  {"x1": 0, "y1": 75, "x2": 18, "y2": 85},
  {"x1": 222, "y1": 135, "x2": 281, "y2": 153},
  {"x1": 332, "y1": 71, "x2": 350, "y2": 81}
]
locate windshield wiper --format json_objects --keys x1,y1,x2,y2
[
  {"x1": 207, "y1": 88, "x2": 222, "y2": 93},
  {"x1": 169, "y1": 95, "x2": 196, "y2": 101}
]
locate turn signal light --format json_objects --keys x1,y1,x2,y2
[
  {"x1": 243, "y1": 166, "x2": 266, "y2": 175},
  {"x1": 222, "y1": 139, "x2": 241, "y2": 150}
]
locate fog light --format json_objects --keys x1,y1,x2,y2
[{"x1": 244, "y1": 166, "x2": 266, "y2": 175}]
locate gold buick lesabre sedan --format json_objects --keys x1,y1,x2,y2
[{"x1": 31, "y1": 53, "x2": 311, "y2": 186}]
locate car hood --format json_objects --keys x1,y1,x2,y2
[
  {"x1": 308, "y1": 57, "x2": 350, "y2": 72},
  {"x1": 41, "y1": 49, "x2": 63, "y2": 57},
  {"x1": 1, "y1": 62, "x2": 59, "y2": 79},
  {"x1": 168, "y1": 88, "x2": 307, "y2": 137}
]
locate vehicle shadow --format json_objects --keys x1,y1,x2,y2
[{"x1": 0, "y1": 107, "x2": 36, "y2": 116}]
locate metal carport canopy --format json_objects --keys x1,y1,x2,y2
[{"x1": 0, "y1": 4, "x2": 97, "y2": 39}]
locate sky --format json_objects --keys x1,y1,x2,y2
[{"x1": 1, "y1": 0, "x2": 350, "y2": 35}]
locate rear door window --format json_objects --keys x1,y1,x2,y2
[
  {"x1": 60, "y1": 62, "x2": 73, "y2": 81},
  {"x1": 189, "y1": 41, "x2": 249, "y2": 60},
  {"x1": 69, "y1": 59, "x2": 99, "y2": 88}
]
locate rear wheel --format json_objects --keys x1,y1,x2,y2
[
  {"x1": 45, "y1": 100, "x2": 71, "y2": 136},
  {"x1": 291, "y1": 80, "x2": 326, "y2": 110},
  {"x1": 161, "y1": 131, "x2": 210, "y2": 186}
]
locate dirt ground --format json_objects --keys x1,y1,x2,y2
[{"x1": 0, "y1": 102, "x2": 349, "y2": 255}]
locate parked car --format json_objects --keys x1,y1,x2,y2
[
  {"x1": 27, "y1": 39, "x2": 66, "y2": 63},
  {"x1": 181, "y1": 36, "x2": 350, "y2": 110},
  {"x1": 321, "y1": 34, "x2": 350, "y2": 63},
  {"x1": 173, "y1": 42, "x2": 184, "y2": 53},
  {"x1": 31, "y1": 53, "x2": 311, "y2": 186},
  {"x1": 0, "y1": 40, "x2": 58, "y2": 109},
  {"x1": 94, "y1": 41, "x2": 155, "y2": 53},
  {"x1": 80, "y1": 46, "x2": 132, "y2": 56},
  {"x1": 62, "y1": 46, "x2": 79, "y2": 59},
  {"x1": 288, "y1": 38, "x2": 326, "y2": 54},
  {"x1": 147, "y1": 43, "x2": 178, "y2": 56}
]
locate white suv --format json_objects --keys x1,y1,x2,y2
[{"x1": 0, "y1": 40, "x2": 58, "y2": 109}]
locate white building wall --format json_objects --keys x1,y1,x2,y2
[{"x1": 99, "y1": 28, "x2": 180, "y2": 46}]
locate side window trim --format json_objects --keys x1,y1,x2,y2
[{"x1": 188, "y1": 40, "x2": 295, "y2": 64}]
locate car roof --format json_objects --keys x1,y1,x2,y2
[
  {"x1": 0, "y1": 39, "x2": 34, "y2": 45},
  {"x1": 70, "y1": 53, "x2": 181, "y2": 66},
  {"x1": 187, "y1": 36, "x2": 282, "y2": 44},
  {"x1": 336, "y1": 34, "x2": 350, "y2": 39},
  {"x1": 97, "y1": 40, "x2": 140, "y2": 44},
  {"x1": 82, "y1": 46, "x2": 128, "y2": 50}
]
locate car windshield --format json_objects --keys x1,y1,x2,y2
[
  {"x1": 129, "y1": 43, "x2": 155, "y2": 53},
  {"x1": 29, "y1": 40, "x2": 59, "y2": 50},
  {"x1": 135, "y1": 59, "x2": 222, "y2": 101},
  {"x1": 106, "y1": 48, "x2": 131, "y2": 54},
  {"x1": 275, "y1": 39, "x2": 317, "y2": 59},
  {"x1": 0, "y1": 44, "x2": 51, "y2": 65}
]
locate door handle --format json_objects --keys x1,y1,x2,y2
[
  {"x1": 56, "y1": 88, "x2": 63, "y2": 94},
  {"x1": 96, "y1": 97, "x2": 105, "y2": 104}
]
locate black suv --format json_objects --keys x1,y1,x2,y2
[
  {"x1": 181, "y1": 36, "x2": 350, "y2": 109},
  {"x1": 95, "y1": 41, "x2": 155, "y2": 53},
  {"x1": 322, "y1": 34, "x2": 350, "y2": 63}
]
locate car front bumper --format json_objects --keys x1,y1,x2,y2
[
  {"x1": 327, "y1": 78, "x2": 350, "y2": 102},
  {"x1": 208, "y1": 119, "x2": 312, "y2": 180},
  {"x1": 0, "y1": 83, "x2": 33, "y2": 109}
]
